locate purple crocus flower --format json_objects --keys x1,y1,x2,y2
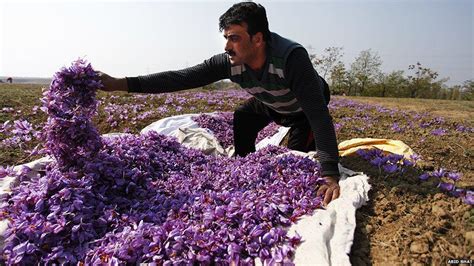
[
  {"x1": 450, "y1": 188, "x2": 465, "y2": 198},
  {"x1": 447, "y1": 172, "x2": 461, "y2": 182},
  {"x1": 0, "y1": 120, "x2": 12, "y2": 133},
  {"x1": 431, "y1": 168, "x2": 446, "y2": 179},
  {"x1": 419, "y1": 173, "x2": 430, "y2": 181},
  {"x1": 431, "y1": 128, "x2": 447, "y2": 136},
  {"x1": 464, "y1": 191, "x2": 474, "y2": 205},
  {"x1": 402, "y1": 159, "x2": 414, "y2": 167},
  {"x1": 334, "y1": 123, "x2": 343, "y2": 131},
  {"x1": 438, "y1": 182, "x2": 455, "y2": 192},
  {"x1": 391, "y1": 123, "x2": 404, "y2": 133},
  {"x1": 455, "y1": 125, "x2": 474, "y2": 133},
  {"x1": 410, "y1": 154, "x2": 422, "y2": 162},
  {"x1": 12, "y1": 120, "x2": 33, "y2": 135},
  {"x1": 0, "y1": 165, "x2": 15, "y2": 178},
  {"x1": 369, "y1": 156, "x2": 386, "y2": 167},
  {"x1": 387, "y1": 154, "x2": 404, "y2": 163},
  {"x1": 383, "y1": 164, "x2": 398, "y2": 174}
]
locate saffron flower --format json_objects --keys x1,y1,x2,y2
[
  {"x1": 418, "y1": 173, "x2": 430, "y2": 181},
  {"x1": 447, "y1": 172, "x2": 461, "y2": 182},
  {"x1": 464, "y1": 191, "x2": 474, "y2": 205},
  {"x1": 438, "y1": 182, "x2": 455, "y2": 192},
  {"x1": 430, "y1": 128, "x2": 447, "y2": 136}
]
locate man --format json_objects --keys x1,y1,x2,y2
[{"x1": 99, "y1": 2, "x2": 340, "y2": 206}]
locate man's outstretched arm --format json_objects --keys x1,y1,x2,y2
[{"x1": 98, "y1": 53, "x2": 230, "y2": 92}]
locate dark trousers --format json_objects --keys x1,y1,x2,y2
[{"x1": 233, "y1": 97, "x2": 315, "y2": 156}]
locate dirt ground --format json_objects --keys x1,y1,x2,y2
[{"x1": 336, "y1": 97, "x2": 474, "y2": 265}]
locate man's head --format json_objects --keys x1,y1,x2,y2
[{"x1": 219, "y1": 2, "x2": 271, "y2": 66}]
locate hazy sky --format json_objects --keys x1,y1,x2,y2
[{"x1": 1, "y1": 0, "x2": 472, "y2": 86}]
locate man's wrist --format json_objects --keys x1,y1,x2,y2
[
  {"x1": 324, "y1": 174, "x2": 340, "y2": 181},
  {"x1": 321, "y1": 161, "x2": 340, "y2": 177}
]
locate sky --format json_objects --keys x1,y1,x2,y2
[{"x1": 0, "y1": 0, "x2": 472, "y2": 86}]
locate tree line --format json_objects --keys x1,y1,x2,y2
[{"x1": 310, "y1": 47, "x2": 473, "y2": 101}]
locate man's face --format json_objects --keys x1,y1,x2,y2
[{"x1": 223, "y1": 23, "x2": 257, "y2": 65}]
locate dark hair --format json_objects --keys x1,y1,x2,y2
[{"x1": 219, "y1": 2, "x2": 271, "y2": 43}]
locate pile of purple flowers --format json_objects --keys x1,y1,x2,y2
[
  {"x1": 356, "y1": 148, "x2": 473, "y2": 205},
  {"x1": 1, "y1": 133, "x2": 324, "y2": 264},
  {"x1": 2, "y1": 132, "x2": 322, "y2": 264},
  {"x1": 192, "y1": 113, "x2": 234, "y2": 148},
  {"x1": 40, "y1": 59, "x2": 103, "y2": 169},
  {"x1": 193, "y1": 112, "x2": 281, "y2": 149},
  {"x1": 0, "y1": 61, "x2": 326, "y2": 264}
]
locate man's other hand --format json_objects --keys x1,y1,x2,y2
[
  {"x1": 96, "y1": 72, "x2": 128, "y2": 92},
  {"x1": 316, "y1": 175, "x2": 340, "y2": 207}
]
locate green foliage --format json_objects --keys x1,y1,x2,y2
[
  {"x1": 349, "y1": 49, "x2": 383, "y2": 95},
  {"x1": 311, "y1": 46, "x2": 344, "y2": 81},
  {"x1": 460, "y1": 79, "x2": 474, "y2": 101},
  {"x1": 374, "y1": 70, "x2": 409, "y2": 98},
  {"x1": 329, "y1": 63, "x2": 349, "y2": 95},
  {"x1": 307, "y1": 47, "x2": 471, "y2": 100},
  {"x1": 406, "y1": 62, "x2": 447, "y2": 99}
]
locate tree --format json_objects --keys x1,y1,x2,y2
[
  {"x1": 311, "y1": 47, "x2": 344, "y2": 81},
  {"x1": 349, "y1": 49, "x2": 382, "y2": 95},
  {"x1": 373, "y1": 70, "x2": 408, "y2": 97},
  {"x1": 406, "y1": 62, "x2": 448, "y2": 99},
  {"x1": 460, "y1": 79, "x2": 474, "y2": 101},
  {"x1": 329, "y1": 63, "x2": 350, "y2": 95},
  {"x1": 448, "y1": 85, "x2": 461, "y2": 100},
  {"x1": 308, "y1": 46, "x2": 348, "y2": 95}
]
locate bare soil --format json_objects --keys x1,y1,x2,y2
[{"x1": 338, "y1": 97, "x2": 474, "y2": 265}]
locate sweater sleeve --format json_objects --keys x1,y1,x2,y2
[
  {"x1": 126, "y1": 53, "x2": 230, "y2": 93},
  {"x1": 285, "y1": 47, "x2": 340, "y2": 177}
]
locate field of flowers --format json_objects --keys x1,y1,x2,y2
[{"x1": 0, "y1": 64, "x2": 472, "y2": 264}]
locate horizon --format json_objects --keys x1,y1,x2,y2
[{"x1": 1, "y1": 0, "x2": 472, "y2": 86}]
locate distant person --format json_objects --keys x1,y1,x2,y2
[
  {"x1": 6, "y1": 77, "x2": 12, "y2": 83},
  {"x1": 98, "y1": 2, "x2": 340, "y2": 206}
]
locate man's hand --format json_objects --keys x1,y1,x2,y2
[
  {"x1": 316, "y1": 175, "x2": 340, "y2": 207},
  {"x1": 96, "y1": 71, "x2": 128, "y2": 92}
]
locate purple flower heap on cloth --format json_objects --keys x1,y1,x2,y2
[
  {"x1": 41, "y1": 59, "x2": 102, "y2": 169},
  {"x1": 193, "y1": 112, "x2": 234, "y2": 148},
  {"x1": 193, "y1": 112, "x2": 280, "y2": 149},
  {"x1": 1, "y1": 133, "x2": 325, "y2": 264},
  {"x1": 1, "y1": 60, "x2": 326, "y2": 264}
]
